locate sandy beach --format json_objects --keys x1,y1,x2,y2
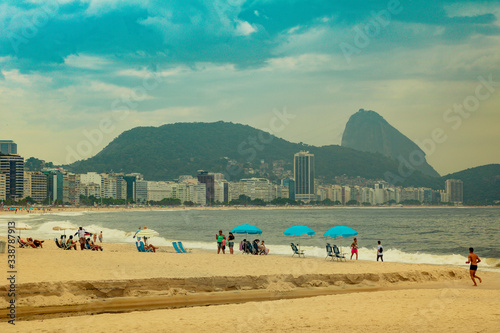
[{"x1": 1, "y1": 237, "x2": 499, "y2": 332}]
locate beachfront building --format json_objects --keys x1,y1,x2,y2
[
  {"x1": 100, "y1": 173, "x2": 118, "y2": 199},
  {"x1": 0, "y1": 173, "x2": 6, "y2": 201},
  {"x1": 123, "y1": 174, "x2": 139, "y2": 201},
  {"x1": 146, "y1": 181, "x2": 174, "y2": 202},
  {"x1": 43, "y1": 168, "x2": 64, "y2": 203},
  {"x1": 281, "y1": 178, "x2": 295, "y2": 200},
  {"x1": 197, "y1": 171, "x2": 215, "y2": 205},
  {"x1": 0, "y1": 140, "x2": 17, "y2": 155},
  {"x1": 294, "y1": 151, "x2": 315, "y2": 202},
  {"x1": 135, "y1": 180, "x2": 148, "y2": 202},
  {"x1": 24, "y1": 171, "x2": 47, "y2": 203},
  {"x1": 80, "y1": 172, "x2": 102, "y2": 199},
  {"x1": 63, "y1": 172, "x2": 80, "y2": 205},
  {"x1": 0, "y1": 153, "x2": 24, "y2": 201},
  {"x1": 445, "y1": 179, "x2": 463, "y2": 204},
  {"x1": 190, "y1": 183, "x2": 207, "y2": 206},
  {"x1": 81, "y1": 183, "x2": 101, "y2": 198}
]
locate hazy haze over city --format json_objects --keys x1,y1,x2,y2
[{"x1": 1, "y1": 0, "x2": 499, "y2": 175}]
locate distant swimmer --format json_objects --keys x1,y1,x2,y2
[{"x1": 465, "y1": 247, "x2": 482, "y2": 286}]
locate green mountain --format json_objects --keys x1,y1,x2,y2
[
  {"x1": 443, "y1": 164, "x2": 500, "y2": 203},
  {"x1": 341, "y1": 109, "x2": 441, "y2": 178},
  {"x1": 67, "y1": 121, "x2": 438, "y2": 186}
]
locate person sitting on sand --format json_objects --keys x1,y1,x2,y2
[
  {"x1": 143, "y1": 237, "x2": 158, "y2": 253},
  {"x1": 351, "y1": 238, "x2": 358, "y2": 260},
  {"x1": 66, "y1": 235, "x2": 78, "y2": 250},
  {"x1": 28, "y1": 237, "x2": 44, "y2": 248},
  {"x1": 88, "y1": 238, "x2": 103, "y2": 251},
  {"x1": 259, "y1": 240, "x2": 269, "y2": 255},
  {"x1": 466, "y1": 247, "x2": 482, "y2": 286}
]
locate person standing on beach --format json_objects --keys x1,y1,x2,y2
[
  {"x1": 350, "y1": 238, "x2": 358, "y2": 260},
  {"x1": 376, "y1": 241, "x2": 383, "y2": 262},
  {"x1": 216, "y1": 230, "x2": 225, "y2": 254},
  {"x1": 466, "y1": 247, "x2": 482, "y2": 286},
  {"x1": 75, "y1": 227, "x2": 87, "y2": 250},
  {"x1": 228, "y1": 232, "x2": 235, "y2": 254},
  {"x1": 93, "y1": 232, "x2": 97, "y2": 243},
  {"x1": 99, "y1": 231, "x2": 103, "y2": 243}
]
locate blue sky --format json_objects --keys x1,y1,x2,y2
[{"x1": 1, "y1": 0, "x2": 499, "y2": 174}]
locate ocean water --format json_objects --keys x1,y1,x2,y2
[{"x1": 1, "y1": 207, "x2": 499, "y2": 271}]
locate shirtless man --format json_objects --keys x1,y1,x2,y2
[{"x1": 465, "y1": 247, "x2": 482, "y2": 286}]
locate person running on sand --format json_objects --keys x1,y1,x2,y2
[
  {"x1": 351, "y1": 238, "x2": 358, "y2": 260},
  {"x1": 216, "y1": 230, "x2": 225, "y2": 254},
  {"x1": 376, "y1": 241, "x2": 383, "y2": 262},
  {"x1": 466, "y1": 247, "x2": 482, "y2": 286}
]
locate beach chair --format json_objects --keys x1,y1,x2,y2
[
  {"x1": 291, "y1": 243, "x2": 305, "y2": 257},
  {"x1": 325, "y1": 243, "x2": 334, "y2": 260},
  {"x1": 54, "y1": 238, "x2": 68, "y2": 250},
  {"x1": 172, "y1": 242, "x2": 183, "y2": 253},
  {"x1": 136, "y1": 241, "x2": 152, "y2": 253},
  {"x1": 332, "y1": 245, "x2": 346, "y2": 261},
  {"x1": 178, "y1": 242, "x2": 191, "y2": 253},
  {"x1": 17, "y1": 236, "x2": 27, "y2": 248}
]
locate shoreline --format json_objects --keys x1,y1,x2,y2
[{"x1": 1, "y1": 204, "x2": 498, "y2": 217}]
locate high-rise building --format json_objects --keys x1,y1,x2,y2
[
  {"x1": 445, "y1": 179, "x2": 463, "y2": 204},
  {"x1": 0, "y1": 140, "x2": 17, "y2": 155},
  {"x1": 281, "y1": 178, "x2": 295, "y2": 200},
  {"x1": 294, "y1": 151, "x2": 315, "y2": 202},
  {"x1": 123, "y1": 175, "x2": 138, "y2": 201},
  {"x1": 24, "y1": 171, "x2": 47, "y2": 203},
  {"x1": 0, "y1": 154, "x2": 24, "y2": 200},
  {"x1": 197, "y1": 171, "x2": 215, "y2": 205},
  {"x1": 63, "y1": 172, "x2": 80, "y2": 205},
  {"x1": 0, "y1": 173, "x2": 6, "y2": 201},
  {"x1": 43, "y1": 169, "x2": 64, "y2": 203}
]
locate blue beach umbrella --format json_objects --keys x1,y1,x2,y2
[
  {"x1": 283, "y1": 225, "x2": 316, "y2": 236},
  {"x1": 283, "y1": 225, "x2": 315, "y2": 253},
  {"x1": 323, "y1": 225, "x2": 358, "y2": 238},
  {"x1": 230, "y1": 224, "x2": 263, "y2": 235},
  {"x1": 323, "y1": 225, "x2": 358, "y2": 254}
]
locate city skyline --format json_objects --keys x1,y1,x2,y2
[{"x1": 1, "y1": 1, "x2": 499, "y2": 175}]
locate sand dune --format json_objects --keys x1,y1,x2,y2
[{"x1": 0, "y1": 237, "x2": 498, "y2": 332}]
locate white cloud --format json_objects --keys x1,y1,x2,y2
[
  {"x1": 235, "y1": 20, "x2": 256, "y2": 36},
  {"x1": 64, "y1": 54, "x2": 111, "y2": 70}
]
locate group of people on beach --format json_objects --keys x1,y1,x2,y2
[
  {"x1": 215, "y1": 230, "x2": 235, "y2": 254},
  {"x1": 349, "y1": 238, "x2": 384, "y2": 261},
  {"x1": 216, "y1": 230, "x2": 268, "y2": 255},
  {"x1": 57, "y1": 227, "x2": 103, "y2": 251}
]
